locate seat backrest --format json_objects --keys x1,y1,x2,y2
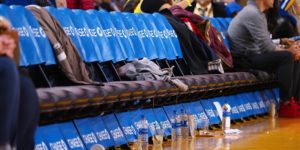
[
  {"x1": 152, "y1": 13, "x2": 183, "y2": 59},
  {"x1": 120, "y1": 13, "x2": 147, "y2": 59},
  {"x1": 45, "y1": 6, "x2": 87, "y2": 61},
  {"x1": 140, "y1": 13, "x2": 167, "y2": 60},
  {"x1": 18, "y1": 5, "x2": 56, "y2": 66},
  {"x1": 70, "y1": 9, "x2": 104, "y2": 62},
  {"x1": 96, "y1": 10, "x2": 128, "y2": 62},
  {"x1": 109, "y1": 12, "x2": 137, "y2": 61},
  {"x1": 82, "y1": 10, "x2": 114, "y2": 62},
  {"x1": 60, "y1": 8, "x2": 102, "y2": 63},
  {"x1": 131, "y1": 14, "x2": 159, "y2": 60},
  {"x1": 146, "y1": 14, "x2": 177, "y2": 60},
  {"x1": 3, "y1": 5, "x2": 44, "y2": 67}
]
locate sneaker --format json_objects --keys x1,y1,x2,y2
[{"x1": 279, "y1": 97, "x2": 300, "y2": 117}]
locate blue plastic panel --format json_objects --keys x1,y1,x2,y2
[
  {"x1": 39, "y1": 124, "x2": 69, "y2": 149},
  {"x1": 102, "y1": 114, "x2": 127, "y2": 146},
  {"x1": 34, "y1": 127, "x2": 50, "y2": 150},
  {"x1": 152, "y1": 107, "x2": 172, "y2": 136},
  {"x1": 200, "y1": 99, "x2": 221, "y2": 125},
  {"x1": 58, "y1": 122, "x2": 85, "y2": 150},
  {"x1": 115, "y1": 111, "x2": 138, "y2": 142},
  {"x1": 73, "y1": 118, "x2": 99, "y2": 149}
]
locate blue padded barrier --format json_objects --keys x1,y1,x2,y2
[
  {"x1": 131, "y1": 14, "x2": 158, "y2": 60},
  {"x1": 15, "y1": 6, "x2": 56, "y2": 65},
  {"x1": 102, "y1": 114, "x2": 127, "y2": 146},
  {"x1": 272, "y1": 88, "x2": 280, "y2": 104},
  {"x1": 39, "y1": 124, "x2": 69, "y2": 149},
  {"x1": 152, "y1": 107, "x2": 172, "y2": 136},
  {"x1": 70, "y1": 9, "x2": 103, "y2": 62},
  {"x1": 254, "y1": 91, "x2": 268, "y2": 113},
  {"x1": 234, "y1": 94, "x2": 249, "y2": 118},
  {"x1": 146, "y1": 14, "x2": 177, "y2": 60},
  {"x1": 240, "y1": 93, "x2": 255, "y2": 116},
  {"x1": 120, "y1": 13, "x2": 147, "y2": 59},
  {"x1": 89, "y1": 116, "x2": 115, "y2": 148},
  {"x1": 246, "y1": 93, "x2": 262, "y2": 115},
  {"x1": 200, "y1": 99, "x2": 221, "y2": 125},
  {"x1": 58, "y1": 122, "x2": 85, "y2": 150},
  {"x1": 45, "y1": 7, "x2": 87, "y2": 61},
  {"x1": 96, "y1": 10, "x2": 127, "y2": 62},
  {"x1": 181, "y1": 101, "x2": 207, "y2": 128},
  {"x1": 141, "y1": 108, "x2": 162, "y2": 137},
  {"x1": 34, "y1": 127, "x2": 49, "y2": 150},
  {"x1": 110, "y1": 12, "x2": 136, "y2": 61},
  {"x1": 115, "y1": 111, "x2": 138, "y2": 142},
  {"x1": 141, "y1": 14, "x2": 168, "y2": 60},
  {"x1": 1, "y1": 5, "x2": 41, "y2": 66},
  {"x1": 73, "y1": 118, "x2": 100, "y2": 149},
  {"x1": 153, "y1": 13, "x2": 183, "y2": 58}
]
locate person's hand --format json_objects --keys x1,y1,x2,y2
[
  {"x1": 288, "y1": 43, "x2": 300, "y2": 61},
  {"x1": 0, "y1": 34, "x2": 16, "y2": 59},
  {"x1": 281, "y1": 38, "x2": 295, "y2": 47}
]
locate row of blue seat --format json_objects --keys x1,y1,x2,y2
[
  {"x1": 0, "y1": 4, "x2": 185, "y2": 67},
  {"x1": 35, "y1": 89, "x2": 279, "y2": 149}
]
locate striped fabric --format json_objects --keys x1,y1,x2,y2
[{"x1": 280, "y1": 0, "x2": 295, "y2": 11}]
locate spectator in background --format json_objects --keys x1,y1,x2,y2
[
  {"x1": 122, "y1": 0, "x2": 141, "y2": 12},
  {"x1": 67, "y1": 0, "x2": 94, "y2": 10},
  {"x1": 280, "y1": 0, "x2": 300, "y2": 35},
  {"x1": 0, "y1": 16, "x2": 39, "y2": 149},
  {"x1": 186, "y1": 0, "x2": 227, "y2": 18},
  {"x1": 228, "y1": 0, "x2": 300, "y2": 117}
]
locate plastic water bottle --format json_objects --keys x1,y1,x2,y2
[
  {"x1": 181, "y1": 109, "x2": 189, "y2": 139},
  {"x1": 222, "y1": 103, "x2": 231, "y2": 132},
  {"x1": 171, "y1": 110, "x2": 177, "y2": 142},
  {"x1": 138, "y1": 115, "x2": 148, "y2": 150},
  {"x1": 175, "y1": 110, "x2": 182, "y2": 140}
]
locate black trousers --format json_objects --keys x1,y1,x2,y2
[
  {"x1": 0, "y1": 57, "x2": 39, "y2": 149},
  {"x1": 233, "y1": 51, "x2": 299, "y2": 100}
]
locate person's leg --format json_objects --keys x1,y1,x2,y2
[
  {"x1": 0, "y1": 57, "x2": 20, "y2": 147},
  {"x1": 247, "y1": 51, "x2": 294, "y2": 100},
  {"x1": 16, "y1": 75, "x2": 40, "y2": 150}
]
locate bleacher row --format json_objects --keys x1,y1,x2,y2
[{"x1": 0, "y1": 4, "x2": 278, "y2": 149}]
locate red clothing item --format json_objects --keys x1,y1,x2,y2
[{"x1": 66, "y1": 0, "x2": 94, "y2": 10}]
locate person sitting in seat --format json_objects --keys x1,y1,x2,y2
[
  {"x1": 0, "y1": 16, "x2": 40, "y2": 149},
  {"x1": 227, "y1": 0, "x2": 300, "y2": 117}
]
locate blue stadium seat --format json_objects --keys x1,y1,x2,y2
[
  {"x1": 69, "y1": 9, "x2": 103, "y2": 62},
  {"x1": 120, "y1": 13, "x2": 147, "y2": 59},
  {"x1": 96, "y1": 10, "x2": 127, "y2": 62},
  {"x1": 11, "y1": 5, "x2": 56, "y2": 66},
  {"x1": 152, "y1": 13, "x2": 183, "y2": 59},
  {"x1": 146, "y1": 14, "x2": 177, "y2": 60},
  {"x1": 109, "y1": 12, "x2": 137, "y2": 61},
  {"x1": 81, "y1": 10, "x2": 114, "y2": 62},
  {"x1": 210, "y1": 18, "x2": 230, "y2": 50},
  {"x1": 141, "y1": 14, "x2": 167, "y2": 60},
  {"x1": 1, "y1": 4, "x2": 42, "y2": 66},
  {"x1": 131, "y1": 14, "x2": 158, "y2": 60},
  {"x1": 45, "y1": 7, "x2": 87, "y2": 61}
]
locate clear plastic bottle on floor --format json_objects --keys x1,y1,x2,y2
[
  {"x1": 138, "y1": 115, "x2": 149, "y2": 150},
  {"x1": 181, "y1": 109, "x2": 189, "y2": 139},
  {"x1": 222, "y1": 103, "x2": 231, "y2": 133}
]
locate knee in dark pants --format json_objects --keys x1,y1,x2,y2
[{"x1": 0, "y1": 57, "x2": 18, "y2": 80}]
